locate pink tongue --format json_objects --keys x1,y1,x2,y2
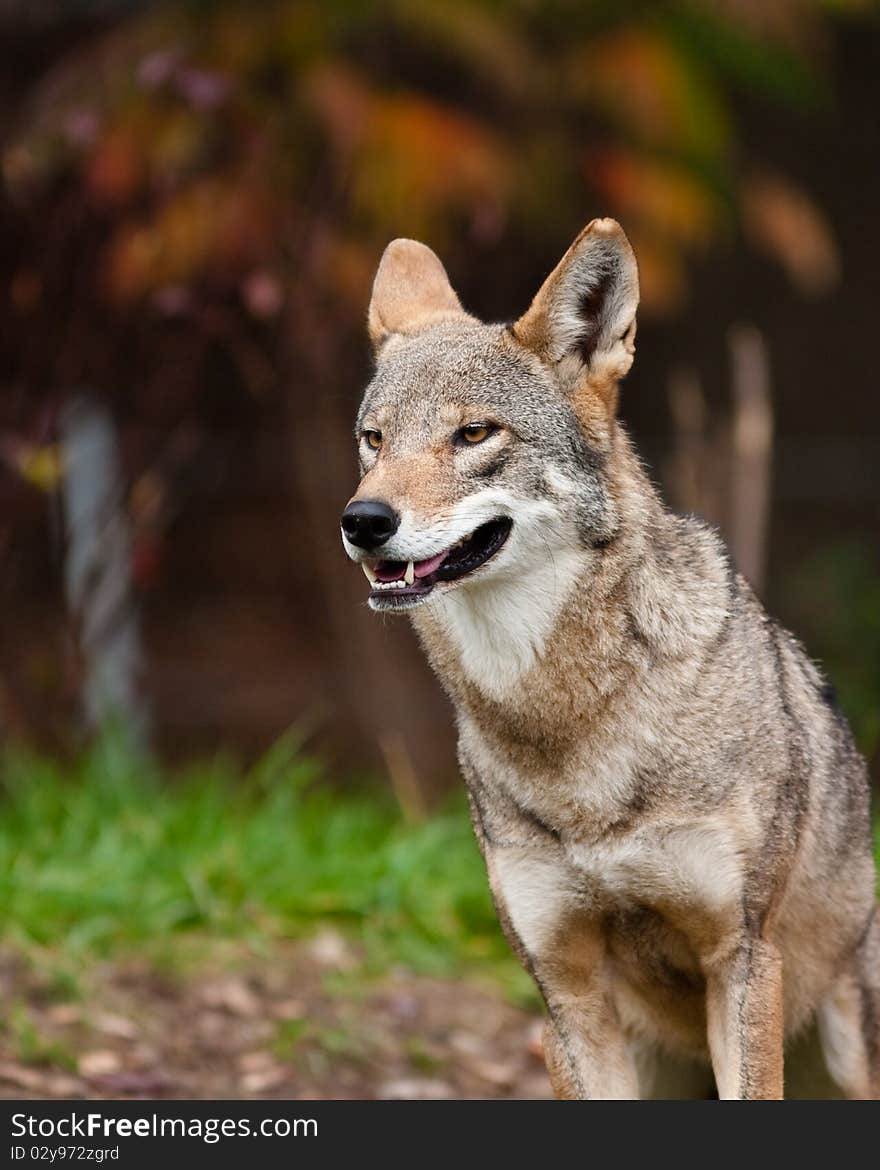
[
  {"x1": 374, "y1": 550, "x2": 449, "y2": 584},
  {"x1": 414, "y1": 550, "x2": 449, "y2": 579}
]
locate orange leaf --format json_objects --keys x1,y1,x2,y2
[
  {"x1": 588, "y1": 149, "x2": 722, "y2": 247},
  {"x1": 742, "y1": 171, "x2": 839, "y2": 296}
]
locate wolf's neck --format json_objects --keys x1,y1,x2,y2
[
  {"x1": 422, "y1": 540, "x2": 589, "y2": 700},
  {"x1": 412, "y1": 433, "x2": 729, "y2": 728}
]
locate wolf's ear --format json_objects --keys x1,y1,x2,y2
[
  {"x1": 368, "y1": 239, "x2": 470, "y2": 352},
  {"x1": 514, "y1": 218, "x2": 639, "y2": 405}
]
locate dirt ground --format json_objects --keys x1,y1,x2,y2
[{"x1": 0, "y1": 935, "x2": 551, "y2": 1100}]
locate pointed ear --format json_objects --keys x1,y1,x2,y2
[
  {"x1": 367, "y1": 238, "x2": 471, "y2": 351},
  {"x1": 514, "y1": 218, "x2": 639, "y2": 403}
]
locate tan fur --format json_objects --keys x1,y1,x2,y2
[
  {"x1": 514, "y1": 217, "x2": 638, "y2": 418},
  {"x1": 368, "y1": 238, "x2": 472, "y2": 350},
  {"x1": 345, "y1": 220, "x2": 879, "y2": 1099}
]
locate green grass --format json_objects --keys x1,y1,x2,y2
[
  {"x1": 3, "y1": 735, "x2": 875, "y2": 1010},
  {"x1": 5, "y1": 1003, "x2": 78, "y2": 1070},
  {"x1": 0, "y1": 734, "x2": 529, "y2": 997}
]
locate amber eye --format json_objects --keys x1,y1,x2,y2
[
  {"x1": 458, "y1": 423, "x2": 494, "y2": 445},
  {"x1": 363, "y1": 430, "x2": 383, "y2": 451}
]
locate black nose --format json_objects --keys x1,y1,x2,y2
[{"x1": 341, "y1": 499, "x2": 400, "y2": 550}]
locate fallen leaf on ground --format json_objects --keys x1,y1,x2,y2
[
  {"x1": 200, "y1": 978, "x2": 260, "y2": 1018},
  {"x1": 79, "y1": 1049, "x2": 122, "y2": 1078},
  {"x1": 381, "y1": 1077, "x2": 454, "y2": 1100},
  {"x1": 93, "y1": 1011, "x2": 138, "y2": 1039}
]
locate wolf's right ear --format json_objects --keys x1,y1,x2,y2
[
  {"x1": 367, "y1": 239, "x2": 471, "y2": 352},
  {"x1": 513, "y1": 218, "x2": 639, "y2": 406}
]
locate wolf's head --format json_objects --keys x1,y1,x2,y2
[{"x1": 342, "y1": 219, "x2": 639, "y2": 628}]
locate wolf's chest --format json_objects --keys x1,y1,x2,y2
[
  {"x1": 563, "y1": 825, "x2": 742, "y2": 919},
  {"x1": 464, "y1": 719, "x2": 655, "y2": 842},
  {"x1": 465, "y1": 735, "x2": 743, "y2": 924}
]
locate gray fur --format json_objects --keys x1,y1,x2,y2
[{"x1": 343, "y1": 223, "x2": 879, "y2": 1099}]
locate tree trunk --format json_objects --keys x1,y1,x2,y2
[{"x1": 59, "y1": 393, "x2": 149, "y2": 748}]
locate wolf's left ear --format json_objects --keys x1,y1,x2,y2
[
  {"x1": 368, "y1": 238, "x2": 471, "y2": 352},
  {"x1": 514, "y1": 218, "x2": 639, "y2": 406}
]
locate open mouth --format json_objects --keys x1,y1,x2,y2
[{"x1": 362, "y1": 517, "x2": 512, "y2": 608}]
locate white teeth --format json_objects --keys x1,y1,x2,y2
[
  {"x1": 361, "y1": 562, "x2": 378, "y2": 585},
  {"x1": 404, "y1": 561, "x2": 415, "y2": 585},
  {"x1": 372, "y1": 579, "x2": 408, "y2": 591}
]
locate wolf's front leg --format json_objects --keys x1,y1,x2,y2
[
  {"x1": 540, "y1": 982, "x2": 640, "y2": 1099},
  {"x1": 705, "y1": 938, "x2": 784, "y2": 1099},
  {"x1": 464, "y1": 774, "x2": 639, "y2": 1098},
  {"x1": 486, "y1": 845, "x2": 639, "y2": 1099}
]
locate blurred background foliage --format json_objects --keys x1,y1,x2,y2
[
  {"x1": 1, "y1": 0, "x2": 878, "y2": 784},
  {"x1": 2, "y1": 0, "x2": 851, "y2": 319}
]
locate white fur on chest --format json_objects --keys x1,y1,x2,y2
[
  {"x1": 464, "y1": 723, "x2": 743, "y2": 934},
  {"x1": 565, "y1": 821, "x2": 743, "y2": 916},
  {"x1": 493, "y1": 820, "x2": 743, "y2": 961}
]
